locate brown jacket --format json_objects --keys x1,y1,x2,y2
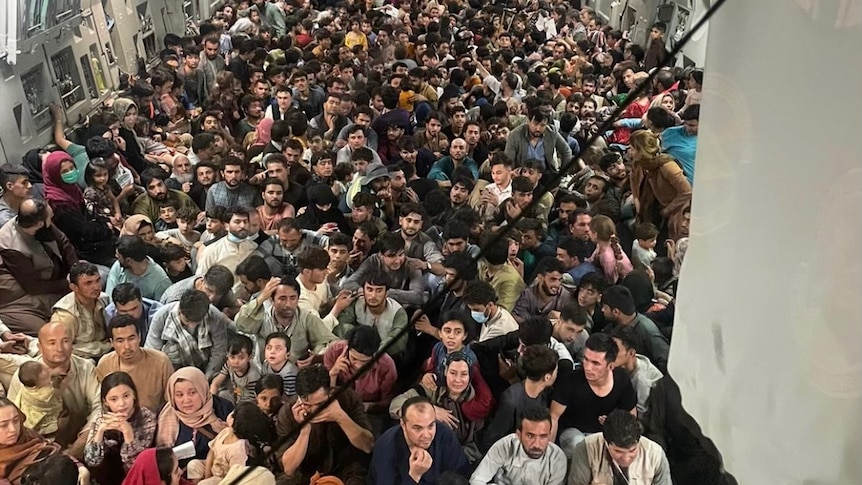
[
  {"x1": 631, "y1": 155, "x2": 692, "y2": 241},
  {"x1": 0, "y1": 221, "x2": 76, "y2": 307}
]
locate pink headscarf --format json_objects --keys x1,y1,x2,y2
[
  {"x1": 253, "y1": 118, "x2": 274, "y2": 146},
  {"x1": 42, "y1": 151, "x2": 84, "y2": 209}
]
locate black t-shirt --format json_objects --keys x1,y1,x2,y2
[{"x1": 552, "y1": 367, "x2": 637, "y2": 433}]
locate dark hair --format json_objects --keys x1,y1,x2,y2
[
  {"x1": 518, "y1": 405, "x2": 552, "y2": 430},
  {"x1": 535, "y1": 256, "x2": 565, "y2": 276},
  {"x1": 442, "y1": 251, "x2": 478, "y2": 282},
  {"x1": 231, "y1": 402, "x2": 276, "y2": 465},
  {"x1": 203, "y1": 265, "x2": 235, "y2": 298},
  {"x1": 155, "y1": 447, "x2": 176, "y2": 484},
  {"x1": 356, "y1": 221, "x2": 379, "y2": 241},
  {"x1": 603, "y1": 409, "x2": 642, "y2": 448},
  {"x1": 116, "y1": 235, "x2": 149, "y2": 262},
  {"x1": 377, "y1": 232, "x2": 406, "y2": 255},
  {"x1": 178, "y1": 289, "x2": 210, "y2": 322},
  {"x1": 482, "y1": 240, "x2": 509, "y2": 266},
  {"x1": 559, "y1": 304, "x2": 589, "y2": 327},
  {"x1": 161, "y1": 243, "x2": 186, "y2": 264},
  {"x1": 20, "y1": 453, "x2": 79, "y2": 485},
  {"x1": 265, "y1": 331, "x2": 290, "y2": 349},
  {"x1": 85, "y1": 136, "x2": 117, "y2": 160},
  {"x1": 101, "y1": 371, "x2": 141, "y2": 419},
  {"x1": 362, "y1": 269, "x2": 391, "y2": 289},
  {"x1": 441, "y1": 310, "x2": 476, "y2": 343},
  {"x1": 442, "y1": 219, "x2": 470, "y2": 242},
  {"x1": 585, "y1": 333, "x2": 619, "y2": 363},
  {"x1": 346, "y1": 326, "x2": 381, "y2": 357},
  {"x1": 236, "y1": 254, "x2": 272, "y2": 282},
  {"x1": 83, "y1": 158, "x2": 111, "y2": 186},
  {"x1": 255, "y1": 374, "x2": 284, "y2": 395},
  {"x1": 140, "y1": 167, "x2": 169, "y2": 191},
  {"x1": 327, "y1": 232, "x2": 352, "y2": 251},
  {"x1": 276, "y1": 276, "x2": 301, "y2": 295},
  {"x1": 108, "y1": 314, "x2": 140, "y2": 336},
  {"x1": 521, "y1": 345, "x2": 558, "y2": 381},
  {"x1": 610, "y1": 325, "x2": 638, "y2": 353},
  {"x1": 176, "y1": 205, "x2": 200, "y2": 223},
  {"x1": 399, "y1": 202, "x2": 425, "y2": 220},
  {"x1": 70, "y1": 261, "x2": 100, "y2": 285},
  {"x1": 111, "y1": 283, "x2": 142, "y2": 306},
  {"x1": 295, "y1": 364, "x2": 330, "y2": 397},
  {"x1": 680, "y1": 104, "x2": 700, "y2": 121},
  {"x1": 297, "y1": 246, "x2": 329, "y2": 271},
  {"x1": 634, "y1": 222, "x2": 659, "y2": 241},
  {"x1": 519, "y1": 316, "x2": 553, "y2": 346},
  {"x1": 462, "y1": 280, "x2": 496, "y2": 306},
  {"x1": 19, "y1": 361, "x2": 44, "y2": 388},
  {"x1": 578, "y1": 272, "x2": 607, "y2": 293},
  {"x1": 352, "y1": 192, "x2": 378, "y2": 210},
  {"x1": 511, "y1": 175, "x2": 533, "y2": 194},
  {"x1": 228, "y1": 334, "x2": 254, "y2": 356},
  {"x1": 225, "y1": 206, "x2": 251, "y2": 221}
]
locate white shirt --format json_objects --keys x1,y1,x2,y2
[{"x1": 470, "y1": 433, "x2": 567, "y2": 485}]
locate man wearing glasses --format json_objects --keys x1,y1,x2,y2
[{"x1": 277, "y1": 364, "x2": 375, "y2": 485}]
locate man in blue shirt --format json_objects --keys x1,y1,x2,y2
[
  {"x1": 106, "y1": 283, "x2": 162, "y2": 341},
  {"x1": 370, "y1": 396, "x2": 470, "y2": 484},
  {"x1": 662, "y1": 105, "x2": 699, "y2": 184}
]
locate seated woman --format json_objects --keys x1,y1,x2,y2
[
  {"x1": 390, "y1": 353, "x2": 494, "y2": 463},
  {"x1": 84, "y1": 371, "x2": 157, "y2": 484},
  {"x1": 122, "y1": 215, "x2": 167, "y2": 265},
  {"x1": 42, "y1": 151, "x2": 117, "y2": 267},
  {"x1": 0, "y1": 397, "x2": 88, "y2": 485},
  {"x1": 156, "y1": 367, "x2": 233, "y2": 470},
  {"x1": 122, "y1": 447, "x2": 190, "y2": 485}
]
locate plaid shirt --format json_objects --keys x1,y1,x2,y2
[
  {"x1": 258, "y1": 230, "x2": 329, "y2": 277},
  {"x1": 205, "y1": 181, "x2": 262, "y2": 212}
]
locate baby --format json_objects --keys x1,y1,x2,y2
[{"x1": 14, "y1": 362, "x2": 63, "y2": 436}]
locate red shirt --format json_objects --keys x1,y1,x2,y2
[{"x1": 323, "y1": 340, "x2": 397, "y2": 403}]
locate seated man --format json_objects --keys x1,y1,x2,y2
[
  {"x1": 96, "y1": 314, "x2": 174, "y2": 411},
  {"x1": 235, "y1": 276, "x2": 336, "y2": 367},
  {"x1": 7, "y1": 322, "x2": 100, "y2": 454},
  {"x1": 106, "y1": 235, "x2": 172, "y2": 302},
  {"x1": 296, "y1": 246, "x2": 337, "y2": 330},
  {"x1": 481, "y1": 345, "x2": 558, "y2": 450},
  {"x1": 160, "y1": 264, "x2": 236, "y2": 310},
  {"x1": 342, "y1": 233, "x2": 426, "y2": 309},
  {"x1": 463, "y1": 280, "x2": 518, "y2": 342},
  {"x1": 556, "y1": 236, "x2": 599, "y2": 285},
  {"x1": 611, "y1": 326, "x2": 663, "y2": 418},
  {"x1": 277, "y1": 364, "x2": 374, "y2": 485},
  {"x1": 396, "y1": 203, "x2": 445, "y2": 279},
  {"x1": 568, "y1": 410, "x2": 672, "y2": 485},
  {"x1": 323, "y1": 326, "x2": 397, "y2": 424},
  {"x1": 333, "y1": 271, "x2": 409, "y2": 357},
  {"x1": 600, "y1": 285, "x2": 670, "y2": 373},
  {"x1": 258, "y1": 218, "x2": 330, "y2": 277},
  {"x1": 144, "y1": 289, "x2": 229, "y2": 379},
  {"x1": 369, "y1": 396, "x2": 470, "y2": 484},
  {"x1": 105, "y1": 283, "x2": 162, "y2": 344},
  {"x1": 194, "y1": 206, "x2": 259, "y2": 287},
  {"x1": 512, "y1": 257, "x2": 574, "y2": 324},
  {"x1": 550, "y1": 333, "x2": 637, "y2": 459},
  {"x1": 51, "y1": 262, "x2": 111, "y2": 360},
  {"x1": 478, "y1": 239, "x2": 525, "y2": 312},
  {"x1": 553, "y1": 304, "x2": 590, "y2": 363},
  {"x1": 471, "y1": 406, "x2": 566, "y2": 485}
]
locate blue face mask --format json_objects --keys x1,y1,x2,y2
[
  {"x1": 471, "y1": 309, "x2": 488, "y2": 324},
  {"x1": 227, "y1": 233, "x2": 244, "y2": 243}
]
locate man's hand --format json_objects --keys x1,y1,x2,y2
[
  {"x1": 328, "y1": 346, "x2": 350, "y2": 382},
  {"x1": 259, "y1": 277, "x2": 282, "y2": 302},
  {"x1": 414, "y1": 315, "x2": 437, "y2": 337},
  {"x1": 404, "y1": 187, "x2": 420, "y2": 203},
  {"x1": 296, "y1": 352, "x2": 315, "y2": 368},
  {"x1": 505, "y1": 200, "x2": 523, "y2": 220},
  {"x1": 407, "y1": 257, "x2": 427, "y2": 272},
  {"x1": 330, "y1": 290, "x2": 355, "y2": 317},
  {"x1": 49, "y1": 103, "x2": 64, "y2": 120},
  {"x1": 310, "y1": 397, "x2": 345, "y2": 424},
  {"x1": 408, "y1": 448, "x2": 433, "y2": 482}
]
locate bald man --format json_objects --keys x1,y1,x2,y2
[
  {"x1": 7, "y1": 322, "x2": 101, "y2": 456},
  {"x1": 427, "y1": 138, "x2": 479, "y2": 189}
]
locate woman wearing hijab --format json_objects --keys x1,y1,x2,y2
[
  {"x1": 297, "y1": 184, "x2": 351, "y2": 235},
  {"x1": 622, "y1": 269, "x2": 674, "y2": 334},
  {"x1": 21, "y1": 149, "x2": 47, "y2": 201},
  {"x1": 42, "y1": 151, "x2": 117, "y2": 266},
  {"x1": 156, "y1": 368, "x2": 233, "y2": 469},
  {"x1": 245, "y1": 117, "x2": 273, "y2": 162},
  {"x1": 122, "y1": 447, "x2": 190, "y2": 485},
  {"x1": 121, "y1": 214, "x2": 168, "y2": 264},
  {"x1": 111, "y1": 98, "x2": 150, "y2": 174}
]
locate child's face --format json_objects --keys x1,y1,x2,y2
[
  {"x1": 93, "y1": 168, "x2": 110, "y2": 187},
  {"x1": 440, "y1": 320, "x2": 467, "y2": 352},
  {"x1": 206, "y1": 218, "x2": 225, "y2": 234},
  {"x1": 310, "y1": 136, "x2": 324, "y2": 151},
  {"x1": 256, "y1": 388, "x2": 282, "y2": 416},
  {"x1": 227, "y1": 349, "x2": 251, "y2": 372},
  {"x1": 265, "y1": 338, "x2": 289, "y2": 367},
  {"x1": 160, "y1": 206, "x2": 177, "y2": 223},
  {"x1": 177, "y1": 218, "x2": 191, "y2": 233},
  {"x1": 167, "y1": 258, "x2": 188, "y2": 274},
  {"x1": 641, "y1": 237, "x2": 657, "y2": 249}
]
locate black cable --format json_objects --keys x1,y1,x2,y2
[{"x1": 226, "y1": 0, "x2": 727, "y2": 482}]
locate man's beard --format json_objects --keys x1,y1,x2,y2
[{"x1": 173, "y1": 173, "x2": 193, "y2": 184}]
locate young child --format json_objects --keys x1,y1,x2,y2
[
  {"x1": 197, "y1": 206, "x2": 228, "y2": 246},
  {"x1": 588, "y1": 214, "x2": 634, "y2": 284},
  {"x1": 262, "y1": 332, "x2": 298, "y2": 396},
  {"x1": 157, "y1": 206, "x2": 201, "y2": 253},
  {"x1": 302, "y1": 128, "x2": 327, "y2": 165},
  {"x1": 13, "y1": 361, "x2": 63, "y2": 436},
  {"x1": 155, "y1": 201, "x2": 179, "y2": 232},
  {"x1": 254, "y1": 374, "x2": 285, "y2": 422},
  {"x1": 83, "y1": 158, "x2": 122, "y2": 227},
  {"x1": 191, "y1": 402, "x2": 276, "y2": 485},
  {"x1": 422, "y1": 313, "x2": 478, "y2": 383},
  {"x1": 210, "y1": 335, "x2": 262, "y2": 404},
  {"x1": 632, "y1": 222, "x2": 659, "y2": 271},
  {"x1": 161, "y1": 243, "x2": 193, "y2": 283}
]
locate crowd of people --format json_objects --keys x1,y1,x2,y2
[{"x1": 0, "y1": 0, "x2": 724, "y2": 484}]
